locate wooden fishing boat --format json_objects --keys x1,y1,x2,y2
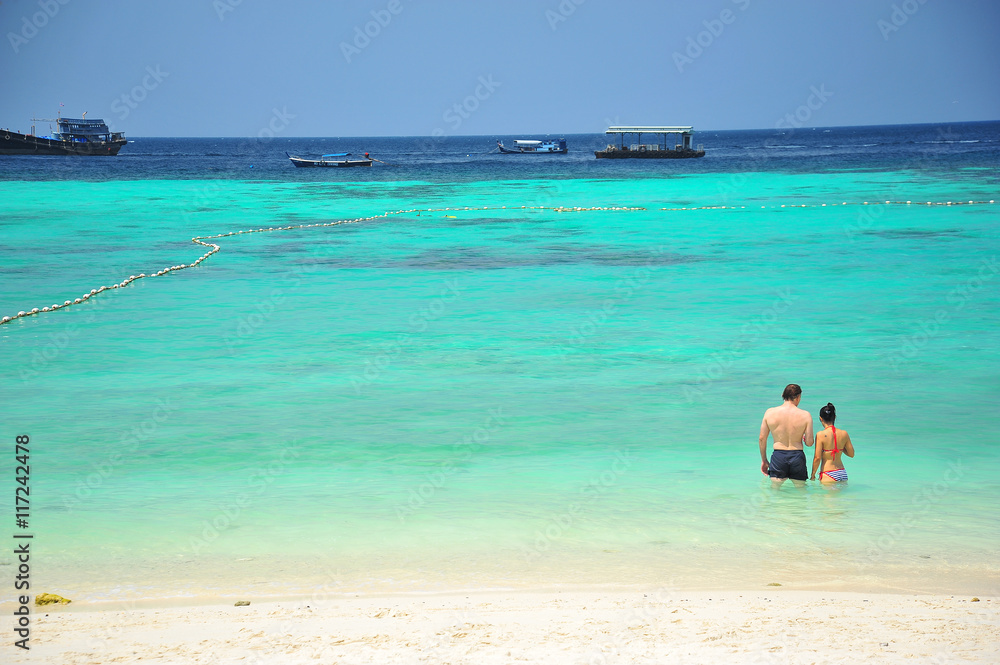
[{"x1": 286, "y1": 152, "x2": 373, "y2": 167}]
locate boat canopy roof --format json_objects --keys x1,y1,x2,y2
[
  {"x1": 606, "y1": 126, "x2": 694, "y2": 134},
  {"x1": 55, "y1": 117, "x2": 113, "y2": 139},
  {"x1": 321, "y1": 153, "x2": 350, "y2": 157},
  {"x1": 513, "y1": 140, "x2": 543, "y2": 145},
  {"x1": 59, "y1": 117, "x2": 110, "y2": 125}
]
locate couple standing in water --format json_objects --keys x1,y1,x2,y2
[{"x1": 758, "y1": 384, "x2": 855, "y2": 485}]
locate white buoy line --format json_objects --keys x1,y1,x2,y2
[
  {"x1": 1, "y1": 199, "x2": 995, "y2": 327},
  {"x1": 659, "y1": 199, "x2": 996, "y2": 211}
]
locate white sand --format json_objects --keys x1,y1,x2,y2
[{"x1": 8, "y1": 590, "x2": 997, "y2": 664}]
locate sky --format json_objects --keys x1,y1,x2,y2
[{"x1": 1, "y1": 0, "x2": 998, "y2": 137}]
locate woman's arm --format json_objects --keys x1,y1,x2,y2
[
  {"x1": 843, "y1": 431, "x2": 855, "y2": 458},
  {"x1": 810, "y1": 432, "x2": 822, "y2": 480}
]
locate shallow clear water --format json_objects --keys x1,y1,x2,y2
[{"x1": 1, "y1": 124, "x2": 999, "y2": 600}]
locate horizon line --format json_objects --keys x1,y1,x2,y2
[{"x1": 109, "y1": 117, "x2": 1000, "y2": 139}]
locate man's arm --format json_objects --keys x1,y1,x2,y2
[
  {"x1": 804, "y1": 417, "x2": 814, "y2": 447},
  {"x1": 758, "y1": 415, "x2": 771, "y2": 475}
]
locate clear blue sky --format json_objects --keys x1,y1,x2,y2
[{"x1": 2, "y1": 0, "x2": 998, "y2": 136}]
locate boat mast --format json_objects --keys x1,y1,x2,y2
[{"x1": 31, "y1": 115, "x2": 59, "y2": 137}]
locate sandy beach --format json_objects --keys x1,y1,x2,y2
[{"x1": 8, "y1": 590, "x2": 996, "y2": 664}]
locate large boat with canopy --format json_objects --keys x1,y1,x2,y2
[
  {"x1": 595, "y1": 126, "x2": 704, "y2": 159},
  {"x1": 0, "y1": 113, "x2": 126, "y2": 155}
]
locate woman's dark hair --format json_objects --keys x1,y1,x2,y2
[
  {"x1": 782, "y1": 384, "x2": 802, "y2": 401},
  {"x1": 819, "y1": 402, "x2": 836, "y2": 424}
]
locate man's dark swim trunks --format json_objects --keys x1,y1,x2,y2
[{"x1": 768, "y1": 449, "x2": 807, "y2": 480}]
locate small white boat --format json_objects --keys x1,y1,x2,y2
[{"x1": 497, "y1": 139, "x2": 567, "y2": 154}]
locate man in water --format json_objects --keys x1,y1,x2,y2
[{"x1": 758, "y1": 383, "x2": 813, "y2": 485}]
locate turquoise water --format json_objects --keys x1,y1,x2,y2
[{"x1": 2, "y1": 155, "x2": 1000, "y2": 599}]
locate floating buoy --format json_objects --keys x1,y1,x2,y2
[{"x1": 3, "y1": 198, "x2": 996, "y2": 327}]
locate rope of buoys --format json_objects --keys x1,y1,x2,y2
[
  {"x1": 657, "y1": 200, "x2": 995, "y2": 211},
  {"x1": 1, "y1": 199, "x2": 995, "y2": 327}
]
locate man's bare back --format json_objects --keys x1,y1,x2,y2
[
  {"x1": 762, "y1": 402, "x2": 813, "y2": 451},
  {"x1": 758, "y1": 384, "x2": 814, "y2": 481}
]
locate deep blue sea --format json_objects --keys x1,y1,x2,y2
[
  {"x1": 4, "y1": 122, "x2": 999, "y2": 182},
  {"x1": 2, "y1": 122, "x2": 998, "y2": 600}
]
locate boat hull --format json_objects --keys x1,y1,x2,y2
[
  {"x1": 0, "y1": 130, "x2": 126, "y2": 155},
  {"x1": 497, "y1": 145, "x2": 567, "y2": 154}
]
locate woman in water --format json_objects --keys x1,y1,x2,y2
[{"x1": 811, "y1": 403, "x2": 855, "y2": 483}]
